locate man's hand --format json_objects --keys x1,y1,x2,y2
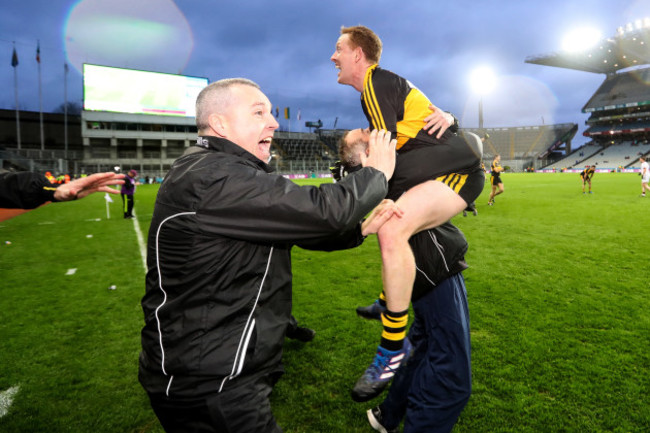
[
  {"x1": 53, "y1": 172, "x2": 125, "y2": 202},
  {"x1": 422, "y1": 103, "x2": 454, "y2": 139},
  {"x1": 359, "y1": 129, "x2": 396, "y2": 181},
  {"x1": 361, "y1": 199, "x2": 404, "y2": 236}
]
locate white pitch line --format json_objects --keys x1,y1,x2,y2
[
  {"x1": 0, "y1": 385, "x2": 20, "y2": 418},
  {"x1": 131, "y1": 211, "x2": 147, "y2": 273}
]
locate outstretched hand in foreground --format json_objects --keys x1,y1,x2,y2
[{"x1": 54, "y1": 172, "x2": 125, "y2": 202}]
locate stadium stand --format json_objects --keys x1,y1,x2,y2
[
  {"x1": 578, "y1": 67, "x2": 650, "y2": 170},
  {"x1": 0, "y1": 109, "x2": 83, "y2": 174},
  {"x1": 271, "y1": 132, "x2": 335, "y2": 161},
  {"x1": 547, "y1": 141, "x2": 605, "y2": 170},
  {"x1": 583, "y1": 69, "x2": 650, "y2": 111},
  {"x1": 0, "y1": 106, "x2": 577, "y2": 176},
  {"x1": 528, "y1": 23, "x2": 650, "y2": 172},
  {"x1": 463, "y1": 124, "x2": 578, "y2": 171},
  {"x1": 577, "y1": 141, "x2": 644, "y2": 168}
]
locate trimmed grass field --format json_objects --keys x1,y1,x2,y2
[{"x1": 1, "y1": 173, "x2": 649, "y2": 432}]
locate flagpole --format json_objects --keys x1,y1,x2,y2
[
  {"x1": 64, "y1": 63, "x2": 69, "y2": 159},
  {"x1": 14, "y1": 68, "x2": 21, "y2": 149},
  {"x1": 12, "y1": 44, "x2": 21, "y2": 150},
  {"x1": 287, "y1": 107, "x2": 291, "y2": 132},
  {"x1": 37, "y1": 41, "x2": 44, "y2": 151}
]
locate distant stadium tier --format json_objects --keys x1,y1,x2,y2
[
  {"x1": 584, "y1": 121, "x2": 650, "y2": 137},
  {"x1": 83, "y1": 64, "x2": 208, "y2": 117},
  {"x1": 582, "y1": 67, "x2": 650, "y2": 113}
]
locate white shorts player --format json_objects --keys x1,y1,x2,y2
[{"x1": 641, "y1": 158, "x2": 650, "y2": 197}]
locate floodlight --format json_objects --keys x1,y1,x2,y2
[
  {"x1": 470, "y1": 66, "x2": 496, "y2": 95},
  {"x1": 562, "y1": 27, "x2": 602, "y2": 52},
  {"x1": 469, "y1": 66, "x2": 496, "y2": 129}
]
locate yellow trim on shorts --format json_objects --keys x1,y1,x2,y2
[{"x1": 435, "y1": 173, "x2": 468, "y2": 194}]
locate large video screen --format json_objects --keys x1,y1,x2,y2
[{"x1": 83, "y1": 64, "x2": 208, "y2": 117}]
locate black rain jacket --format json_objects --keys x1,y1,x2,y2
[{"x1": 139, "y1": 136, "x2": 388, "y2": 398}]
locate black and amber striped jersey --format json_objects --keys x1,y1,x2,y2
[
  {"x1": 580, "y1": 168, "x2": 595, "y2": 179},
  {"x1": 361, "y1": 65, "x2": 454, "y2": 151},
  {"x1": 491, "y1": 160, "x2": 502, "y2": 176}
]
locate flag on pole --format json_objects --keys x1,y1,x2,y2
[
  {"x1": 284, "y1": 107, "x2": 290, "y2": 119},
  {"x1": 36, "y1": 41, "x2": 40, "y2": 63},
  {"x1": 104, "y1": 193, "x2": 114, "y2": 203},
  {"x1": 297, "y1": 109, "x2": 301, "y2": 121},
  {"x1": 11, "y1": 47, "x2": 18, "y2": 67}
]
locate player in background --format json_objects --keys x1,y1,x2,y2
[
  {"x1": 580, "y1": 165, "x2": 595, "y2": 194},
  {"x1": 464, "y1": 136, "x2": 489, "y2": 216},
  {"x1": 488, "y1": 154, "x2": 504, "y2": 205},
  {"x1": 640, "y1": 156, "x2": 650, "y2": 197}
]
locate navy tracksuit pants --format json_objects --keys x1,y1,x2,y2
[{"x1": 379, "y1": 272, "x2": 472, "y2": 433}]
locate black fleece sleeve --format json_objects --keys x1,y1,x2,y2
[{"x1": 0, "y1": 172, "x2": 58, "y2": 209}]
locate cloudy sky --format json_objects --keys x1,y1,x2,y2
[{"x1": 1, "y1": 0, "x2": 649, "y2": 148}]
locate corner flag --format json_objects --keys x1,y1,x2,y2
[{"x1": 104, "y1": 193, "x2": 113, "y2": 219}]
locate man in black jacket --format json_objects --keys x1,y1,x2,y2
[{"x1": 139, "y1": 78, "x2": 397, "y2": 433}]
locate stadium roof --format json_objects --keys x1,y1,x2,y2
[{"x1": 525, "y1": 22, "x2": 650, "y2": 74}]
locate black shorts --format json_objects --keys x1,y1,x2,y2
[{"x1": 387, "y1": 131, "x2": 484, "y2": 204}]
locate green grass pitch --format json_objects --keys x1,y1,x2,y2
[{"x1": 0, "y1": 172, "x2": 649, "y2": 432}]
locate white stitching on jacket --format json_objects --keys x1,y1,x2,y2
[
  {"x1": 219, "y1": 246, "x2": 274, "y2": 393},
  {"x1": 154, "y1": 211, "x2": 196, "y2": 385}
]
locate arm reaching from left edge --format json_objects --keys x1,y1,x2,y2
[{"x1": 53, "y1": 172, "x2": 125, "y2": 202}]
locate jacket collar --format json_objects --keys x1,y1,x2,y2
[{"x1": 196, "y1": 135, "x2": 273, "y2": 173}]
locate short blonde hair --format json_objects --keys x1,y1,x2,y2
[{"x1": 340, "y1": 25, "x2": 382, "y2": 64}]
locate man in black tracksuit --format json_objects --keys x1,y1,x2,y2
[{"x1": 138, "y1": 78, "x2": 397, "y2": 432}]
